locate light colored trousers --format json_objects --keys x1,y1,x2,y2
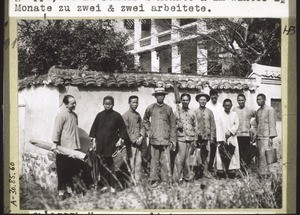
[
  {"x1": 257, "y1": 138, "x2": 270, "y2": 175},
  {"x1": 173, "y1": 140, "x2": 192, "y2": 182},
  {"x1": 130, "y1": 146, "x2": 142, "y2": 182}
]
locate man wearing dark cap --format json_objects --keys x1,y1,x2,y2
[
  {"x1": 89, "y1": 95, "x2": 128, "y2": 193},
  {"x1": 173, "y1": 93, "x2": 197, "y2": 183},
  {"x1": 194, "y1": 92, "x2": 216, "y2": 179},
  {"x1": 143, "y1": 88, "x2": 177, "y2": 188}
]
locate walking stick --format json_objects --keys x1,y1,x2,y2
[{"x1": 173, "y1": 81, "x2": 181, "y2": 152}]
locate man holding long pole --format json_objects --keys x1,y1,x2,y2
[{"x1": 52, "y1": 95, "x2": 81, "y2": 200}]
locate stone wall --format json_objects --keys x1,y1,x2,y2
[{"x1": 21, "y1": 152, "x2": 57, "y2": 192}]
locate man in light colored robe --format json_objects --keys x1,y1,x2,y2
[{"x1": 215, "y1": 98, "x2": 240, "y2": 179}]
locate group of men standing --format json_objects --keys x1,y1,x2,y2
[{"x1": 52, "y1": 87, "x2": 277, "y2": 198}]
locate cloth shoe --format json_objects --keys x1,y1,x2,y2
[
  {"x1": 216, "y1": 170, "x2": 227, "y2": 179},
  {"x1": 203, "y1": 170, "x2": 212, "y2": 179},
  {"x1": 110, "y1": 187, "x2": 116, "y2": 193},
  {"x1": 227, "y1": 170, "x2": 237, "y2": 179},
  {"x1": 100, "y1": 186, "x2": 109, "y2": 193},
  {"x1": 178, "y1": 178, "x2": 184, "y2": 185}
]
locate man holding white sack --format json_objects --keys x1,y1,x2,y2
[{"x1": 214, "y1": 98, "x2": 240, "y2": 179}]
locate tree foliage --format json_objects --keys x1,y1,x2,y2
[
  {"x1": 175, "y1": 18, "x2": 281, "y2": 77},
  {"x1": 18, "y1": 20, "x2": 135, "y2": 79}
]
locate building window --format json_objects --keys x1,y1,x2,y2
[
  {"x1": 141, "y1": 19, "x2": 151, "y2": 38},
  {"x1": 271, "y1": 98, "x2": 281, "y2": 121},
  {"x1": 179, "y1": 19, "x2": 197, "y2": 26},
  {"x1": 124, "y1": 19, "x2": 134, "y2": 30},
  {"x1": 141, "y1": 19, "x2": 151, "y2": 31},
  {"x1": 155, "y1": 19, "x2": 171, "y2": 33},
  {"x1": 181, "y1": 41, "x2": 197, "y2": 74}
]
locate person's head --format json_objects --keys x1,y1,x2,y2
[
  {"x1": 223, "y1": 98, "x2": 232, "y2": 113},
  {"x1": 180, "y1": 93, "x2": 191, "y2": 109},
  {"x1": 196, "y1": 92, "x2": 210, "y2": 108},
  {"x1": 128, "y1": 95, "x2": 139, "y2": 111},
  {"x1": 152, "y1": 88, "x2": 168, "y2": 104},
  {"x1": 237, "y1": 94, "x2": 246, "y2": 108},
  {"x1": 155, "y1": 93, "x2": 165, "y2": 104},
  {"x1": 256, "y1": 93, "x2": 266, "y2": 107},
  {"x1": 103, "y1": 96, "x2": 114, "y2": 111},
  {"x1": 209, "y1": 89, "x2": 219, "y2": 104},
  {"x1": 197, "y1": 95, "x2": 208, "y2": 108},
  {"x1": 63, "y1": 95, "x2": 76, "y2": 112}
]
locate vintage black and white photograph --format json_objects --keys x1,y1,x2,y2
[{"x1": 17, "y1": 18, "x2": 282, "y2": 210}]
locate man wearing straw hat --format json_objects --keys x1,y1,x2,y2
[
  {"x1": 143, "y1": 88, "x2": 177, "y2": 188},
  {"x1": 194, "y1": 92, "x2": 216, "y2": 179}
]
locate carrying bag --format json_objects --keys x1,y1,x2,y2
[
  {"x1": 244, "y1": 144, "x2": 259, "y2": 164},
  {"x1": 112, "y1": 145, "x2": 128, "y2": 170},
  {"x1": 218, "y1": 141, "x2": 236, "y2": 171},
  {"x1": 265, "y1": 147, "x2": 277, "y2": 165}
]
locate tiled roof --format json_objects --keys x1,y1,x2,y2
[{"x1": 18, "y1": 66, "x2": 258, "y2": 91}]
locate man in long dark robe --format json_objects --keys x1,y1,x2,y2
[{"x1": 89, "y1": 96, "x2": 128, "y2": 192}]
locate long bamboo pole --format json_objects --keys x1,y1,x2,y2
[{"x1": 30, "y1": 139, "x2": 87, "y2": 161}]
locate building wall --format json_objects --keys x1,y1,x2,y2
[
  {"x1": 18, "y1": 85, "x2": 60, "y2": 156},
  {"x1": 256, "y1": 81, "x2": 281, "y2": 106}
]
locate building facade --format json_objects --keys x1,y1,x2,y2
[{"x1": 114, "y1": 19, "x2": 209, "y2": 75}]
